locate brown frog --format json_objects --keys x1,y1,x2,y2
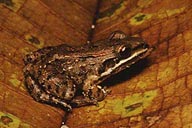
[{"x1": 23, "y1": 31, "x2": 153, "y2": 127}]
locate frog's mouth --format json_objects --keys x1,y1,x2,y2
[{"x1": 99, "y1": 47, "x2": 153, "y2": 79}]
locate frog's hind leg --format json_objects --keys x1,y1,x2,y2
[{"x1": 24, "y1": 75, "x2": 72, "y2": 111}]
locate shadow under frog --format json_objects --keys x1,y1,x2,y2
[
  {"x1": 23, "y1": 31, "x2": 153, "y2": 127},
  {"x1": 101, "y1": 58, "x2": 152, "y2": 87}
]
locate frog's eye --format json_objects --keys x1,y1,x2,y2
[{"x1": 119, "y1": 45, "x2": 132, "y2": 59}]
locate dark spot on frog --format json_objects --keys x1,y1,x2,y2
[
  {"x1": 97, "y1": 58, "x2": 119, "y2": 75},
  {"x1": 103, "y1": 58, "x2": 116, "y2": 70},
  {"x1": 28, "y1": 35, "x2": 40, "y2": 45},
  {"x1": 0, "y1": 0, "x2": 14, "y2": 7},
  {"x1": 56, "y1": 86, "x2": 60, "y2": 93},
  {"x1": 46, "y1": 74, "x2": 52, "y2": 80},
  {"x1": 134, "y1": 14, "x2": 146, "y2": 22},
  {"x1": 98, "y1": 65, "x2": 105, "y2": 74},
  {"x1": 0, "y1": 115, "x2": 13, "y2": 125},
  {"x1": 79, "y1": 65, "x2": 87, "y2": 74}
]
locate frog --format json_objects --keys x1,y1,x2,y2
[{"x1": 23, "y1": 31, "x2": 153, "y2": 127}]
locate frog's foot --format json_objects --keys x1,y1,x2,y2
[{"x1": 25, "y1": 75, "x2": 72, "y2": 111}]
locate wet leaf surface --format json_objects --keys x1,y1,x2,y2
[{"x1": 0, "y1": 0, "x2": 192, "y2": 128}]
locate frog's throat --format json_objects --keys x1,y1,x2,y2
[{"x1": 100, "y1": 48, "x2": 150, "y2": 77}]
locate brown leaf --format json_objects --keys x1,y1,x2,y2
[{"x1": 0, "y1": 0, "x2": 192, "y2": 128}]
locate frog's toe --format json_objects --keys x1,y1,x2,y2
[
  {"x1": 104, "y1": 86, "x2": 111, "y2": 96},
  {"x1": 96, "y1": 85, "x2": 110, "y2": 100},
  {"x1": 94, "y1": 101, "x2": 99, "y2": 107}
]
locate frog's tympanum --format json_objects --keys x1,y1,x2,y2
[{"x1": 23, "y1": 31, "x2": 153, "y2": 126}]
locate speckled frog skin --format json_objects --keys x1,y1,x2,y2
[{"x1": 23, "y1": 31, "x2": 153, "y2": 111}]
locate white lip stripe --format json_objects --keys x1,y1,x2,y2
[{"x1": 100, "y1": 48, "x2": 148, "y2": 77}]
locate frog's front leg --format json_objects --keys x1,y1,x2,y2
[
  {"x1": 24, "y1": 75, "x2": 72, "y2": 111},
  {"x1": 71, "y1": 85, "x2": 109, "y2": 107}
]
